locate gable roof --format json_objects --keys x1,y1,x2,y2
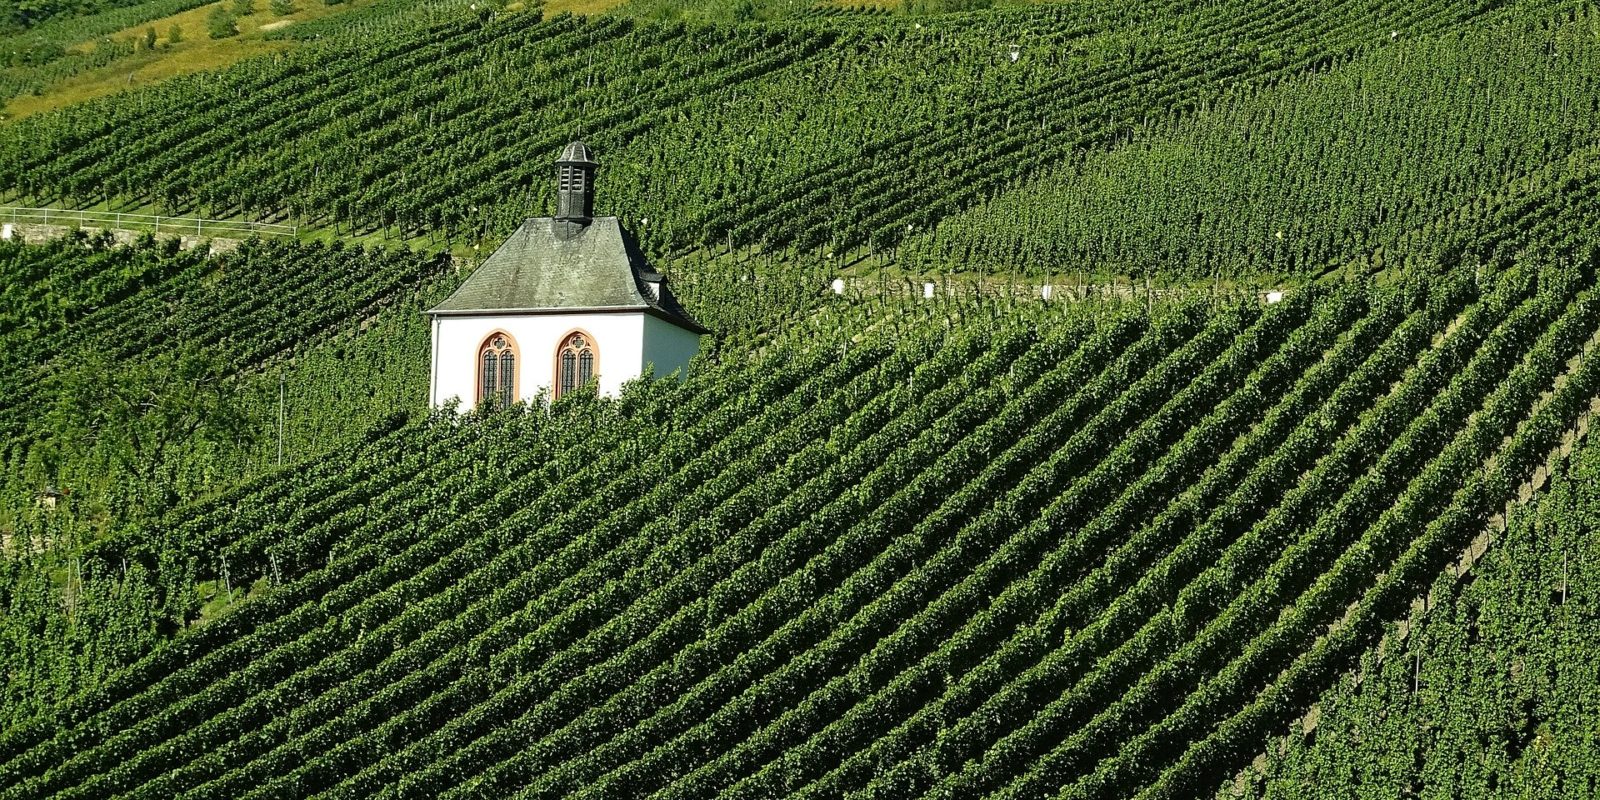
[{"x1": 427, "y1": 217, "x2": 707, "y2": 334}]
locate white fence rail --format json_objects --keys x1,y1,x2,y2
[{"x1": 0, "y1": 206, "x2": 297, "y2": 239}]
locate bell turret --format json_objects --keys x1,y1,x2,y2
[{"x1": 555, "y1": 141, "x2": 597, "y2": 223}]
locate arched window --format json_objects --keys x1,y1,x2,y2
[
  {"x1": 555, "y1": 331, "x2": 597, "y2": 399},
  {"x1": 478, "y1": 332, "x2": 517, "y2": 408}
]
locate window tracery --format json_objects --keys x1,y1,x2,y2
[
  {"x1": 556, "y1": 331, "x2": 596, "y2": 399},
  {"x1": 478, "y1": 333, "x2": 517, "y2": 408}
]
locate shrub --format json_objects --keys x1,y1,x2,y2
[{"x1": 206, "y1": 7, "x2": 238, "y2": 38}]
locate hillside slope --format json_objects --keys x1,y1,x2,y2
[
  {"x1": 0, "y1": 0, "x2": 1563, "y2": 262},
  {"x1": 1226, "y1": 432, "x2": 1600, "y2": 798},
  {"x1": 7, "y1": 0, "x2": 1600, "y2": 796},
  {"x1": 3, "y1": 263, "x2": 1599, "y2": 797},
  {"x1": 899, "y1": 7, "x2": 1600, "y2": 279}
]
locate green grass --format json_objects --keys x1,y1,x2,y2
[{"x1": 0, "y1": 0, "x2": 457, "y2": 120}]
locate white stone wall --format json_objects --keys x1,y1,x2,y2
[
  {"x1": 0, "y1": 223, "x2": 240, "y2": 252},
  {"x1": 430, "y1": 312, "x2": 646, "y2": 407},
  {"x1": 641, "y1": 314, "x2": 703, "y2": 381}
]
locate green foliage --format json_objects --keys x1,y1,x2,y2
[
  {"x1": 0, "y1": 0, "x2": 158, "y2": 33},
  {"x1": 7, "y1": 0, "x2": 1586, "y2": 272},
  {"x1": 4, "y1": 266, "x2": 1600, "y2": 796},
  {"x1": 4, "y1": 0, "x2": 1600, "y2": 795},
  {"x1": 269, "y1": 0, "x2": 293, "y2": 15},
  {"x1": 42, "y1": 344, "x2": 261, "y2": 518},
  {"x1": 901, "y1": 0, "x2": 992, "y2": 14},
  {"x1": 0, "y1": 551, "x2": 173, "y2": 732},
  {"x1": 0, "y1": 235, "x2": 448, "y2": 732},
  {"x1": 1226, "y1": 429, "x2": 1600, "y2": 799},
  {"x1": 0, "y1": 38, "x2": 64, "y2": 67},
  {"x1": 166, "y1": 21, "x2": 180, "y2": 42},
  {"x1": 0, "y1": 233, "x2": 448, "y2": 552},
  {"x1": 621, "y1": 0, "x2": 809, "y2": 25},
  {"x1": 899, "y1": 12, "x2": 1600, "y2": 279},
  {"x1": 205, "y1": 6, "x2": 238, "y2": 38},
  {"x1": 232, "y1": 0, "x2": 256, "y2": 15}
]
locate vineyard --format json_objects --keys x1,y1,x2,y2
[
  {"x1": 4, "y1": 0, "x2": 1600, "y2": 795},
  {"x1": 898, "y1": 8, "x2": 1600, "y2": 279},
  {"x1": 0, "y1": 234, "x2": 446, "y2": 446},
  {"x1": 1231, "y1": 430, "x2": 1600, "y2": 798},
  {"x1": 4, "y1": 0, "x2": 1591, "y2": 263},
  {"x1": 1, "y1": 262, "x2": 1598, "y2": 797}
]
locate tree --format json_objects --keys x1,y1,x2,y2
[
  {"x1": 43, "y1": 346, "x2": 259, "y2": 519},
  {"x1": 206, "y1": 7, "x2": 238, "y2": 39},
  {"x1": 143, "y1": 26, "x2": 156, "y2": 50},
  {"x1": 232, "y1": 0, "x2": 255, "y2": 15},
  {"x1": 270, "y1": 0, "x2": 294, "y2": 15},
  {"x1": 167, "y1": 23, "x2": 182, "y2": 44}
]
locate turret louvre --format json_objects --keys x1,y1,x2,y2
[{"x1": 555, "y1": 140, "x2": 598, "y2": 223}]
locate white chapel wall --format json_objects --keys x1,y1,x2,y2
[
  {"x1": 431, "y1": 312, "x2": 646, "y2": 407},
  {"x1": 641, "y1": 314, "x2": 704, "y2": 381}
]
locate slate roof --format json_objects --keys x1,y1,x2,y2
[{"x1": 427, "y1": 217, "x2": 707, "y2": 334}]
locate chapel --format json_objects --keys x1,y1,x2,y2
[{"x1": 426, "y1": 142, "x2": 707, "y2": 408}]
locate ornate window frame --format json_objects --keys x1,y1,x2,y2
[
  {"x1": 553, "y1": 329, "x2": 599, "y2": 400},
  {"x1": 476, "y1": 330, "x2": 520, "y2": 408}
]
